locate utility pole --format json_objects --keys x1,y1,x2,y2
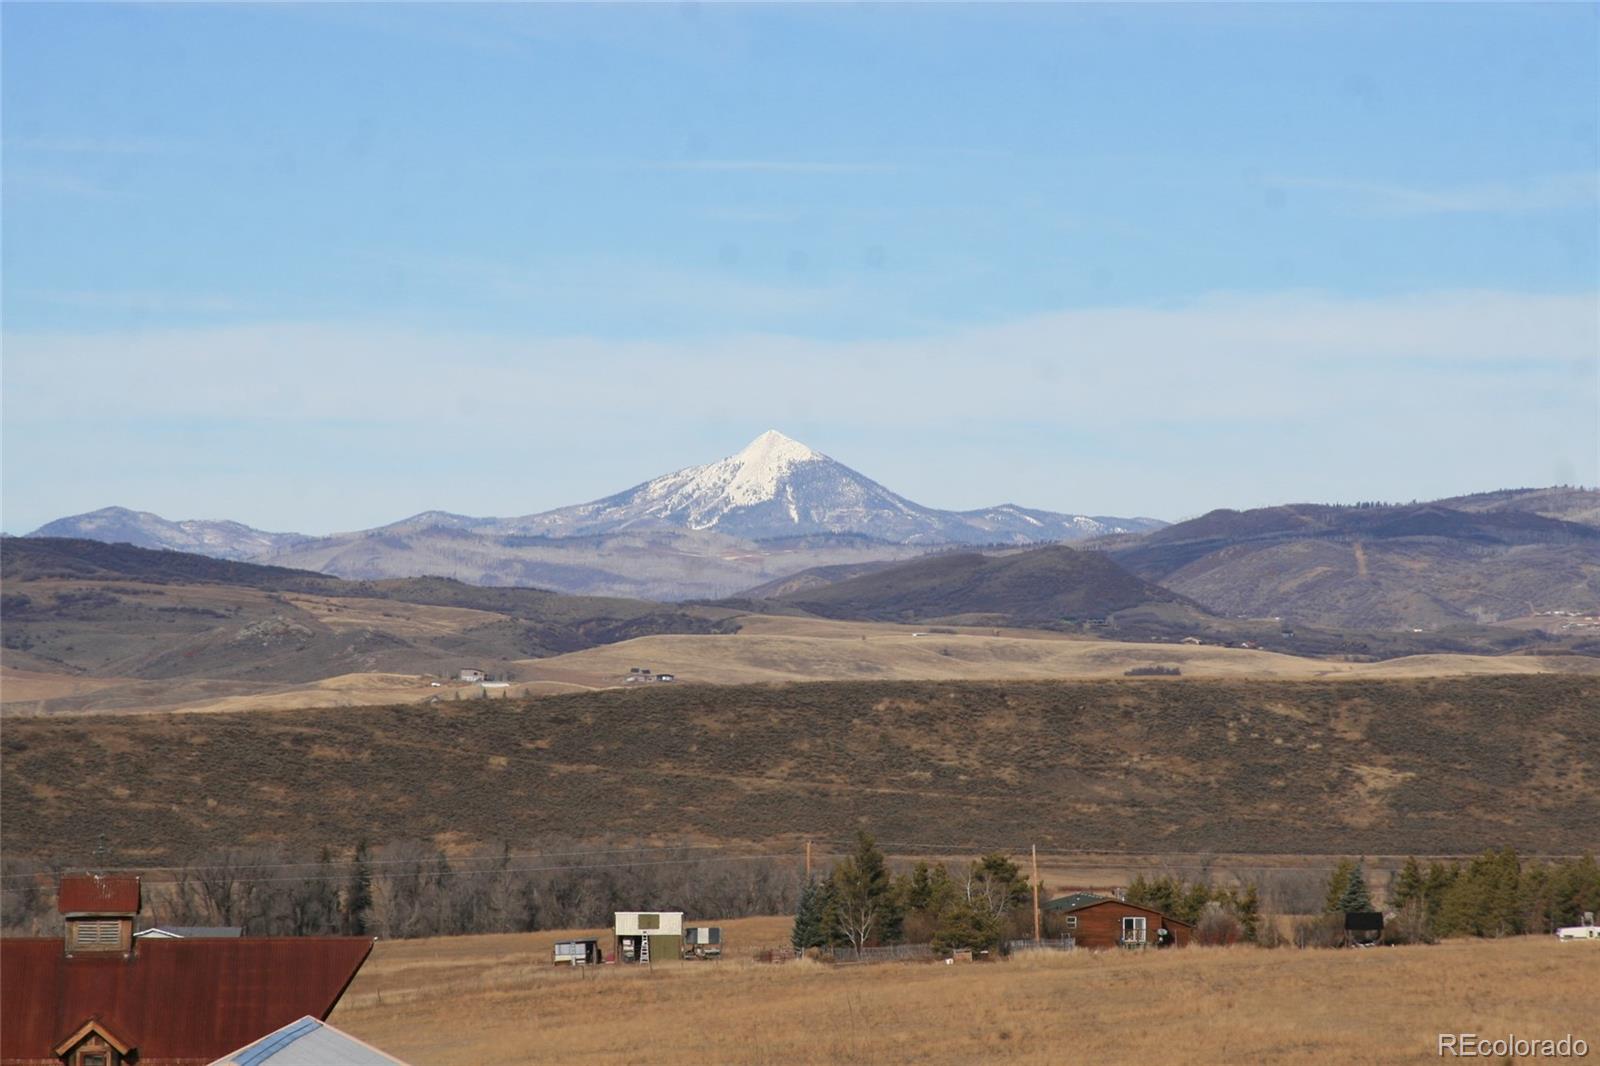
[
  {"x1": 805, "y1": 840, "x2": 813, "y2": 880},
  {"x1": 1032, "y1": 844, "x2": 1042, "y2": 946}
]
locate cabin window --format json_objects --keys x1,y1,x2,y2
[
  {"x1": 77, "y1": 1054, "x2": 109, "y2": 1066},
  {"x1": 1121, "y1": 916, "x2": 1147, "y2": 943},
  {"x1": 1064, "y1": 916, "x2": 1077, "y2": 929}
]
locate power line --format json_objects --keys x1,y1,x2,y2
[{"x1": 0, "y1": 841, "x2": 789, "y2": 882}]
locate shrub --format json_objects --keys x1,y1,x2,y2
[
  {"x1": 1382, "y1": 900, "x2": 1434, "y2": 945},
  {"x1": 1292, "y1": 913, "x2": 1346, "y2": 949},
  {"x1": 1194, "y1": 901, "x2": 1244, "y2": 946}
]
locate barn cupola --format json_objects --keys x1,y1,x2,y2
[{"x1": 58, "y1": 874, "x2": 140, "y2": 956}]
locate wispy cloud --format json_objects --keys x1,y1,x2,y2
[
  {"x1": 1269, "y1": 172, "x2": 1599, "y2": 215},
  {"x1": 7, "y1": 289, "x2": 1592, "y2": 426},
  {"x1": 4, "y1": 288, "x2": 1594, "y2": 531},
  {"x1": 349, "y1": 249, "x2": 861, "y2": 322}
]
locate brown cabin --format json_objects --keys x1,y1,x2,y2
[{"x1": 1043, "y1": 893, "x2": 1192, "y2": 950}]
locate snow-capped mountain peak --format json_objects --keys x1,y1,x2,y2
[
  {"x1": 645, "y1": 430, "x2": 827, "y2": 519},
  {"x1": 487, "y1": 431, "x2": 1163, "y2": 544},
  {"x1": 30, "y1": 433, "x2": 1168, "y2": 571}
]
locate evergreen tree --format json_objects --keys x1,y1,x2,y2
[
  {"x1": 1436, "y1": 849, "x2": 1522, "y2": 937},
  {"x1": 342, "y1": 840, "x2": 372, "y2": 936},
  {"x1": 1324, "y1": 859, "x2": 1359, "y2": 913},
  {"x1": 1232, "y1": 883, "x2": 1261, "y2": 941},
  {"x1": 1421, "y1": 861, "x2": 1458, "y2": 931},
  {"x1": 1551, "y1": 854, "x2": 1600, "y2": 928},
  {"x1": 827, "y1": 831, "x2": 897, "y2": 953},
  {"x1": 1518, "y1": 862, "x2": 1555, "y2": 935},
  {"x1": 791, "y1": 878, "x2": 830, "y2": 954},
  {"x1": 902, "y1": 861, "x2": 955, "y2": 915},
  {"x1": 1391, "y1": 857, "x2": 1425, "y2": 911},
  {"x1": 964, "y1": 853, "x2": 1030, "y2": 922},
  {"x1": 1335, "y1": 865, "x2": 1373, "y2": 914},
  {"x1": 932, "y1": 898, "x2": 1002, "y2": 953}
]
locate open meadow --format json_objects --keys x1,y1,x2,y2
[
  {"x1": 331, "y1": 922, "x2": 1600, "y2": 1064},
  {"x1": 514, "y1": 613, "x2": 1600, "y2": 690},
  {"x1": 6, "y1": 597, "x2": 1596, "y2": 717}
]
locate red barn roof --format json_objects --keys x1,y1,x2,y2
[
  {"x1": 57, "y1": 875, "x2": 141, "y2": 915},
  {"x1": 0, "y1": 937, "x2": 373, "y2": 1066}
]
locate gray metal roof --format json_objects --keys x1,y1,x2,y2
[
  {"x1": 208, "y1": 1016, "x2": 407, "y2": 1066},
  {"x1": 1041, "y1": 892, "x2": 1110, "y2": 912},
  {"x1": 135, "y1": 925, "x2": 243, "y2": 938}
]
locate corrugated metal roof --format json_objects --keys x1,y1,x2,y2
[
  {"x1": 0, "y1": 937, "x2": 373, "y2": 1066},
  {"x1": 58, "y1": 874, "x2": 141, "y2": 915},
  {"x1": 211, "y1": 1016, "x2": 407, "y2": 1066}
]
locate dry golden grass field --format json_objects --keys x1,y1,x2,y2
[
  {"x1": 331, "y1": 921, "x2": 1599, "y2": 1064},
  {"x1": 6, "y1": 604, "x2": 1596, "y2": 717},
  {"x1": 515, "y1": 614, "x2": 1600, "y2": 690}
]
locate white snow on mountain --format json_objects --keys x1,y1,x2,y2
[
  {"x1": 634, "y1": 429, "x2": 828, "y2": 527},
  {"x1": 488, "y1": 430, "x2": 1163, "y2": 544},
  {"x1": 28, "y1": 433, "x2": 1166, "y2": 569},
  {"x1": 28, "y1": 507, "x2": 306, "y2": 560}
]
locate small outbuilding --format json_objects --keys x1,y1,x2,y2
[
  {"x1": 614, "y1": 911, "x2": 683, "y2": 966},
  {"x1": 552, "y1": 938, "x2": 603, "y2": 966},
  {"x1": 1042, "y1": 894, "x2": 1192, "y2": 950},
  {"x1": 683, "y1": 926, "x2": 722, "y2": 958},
  {"x1": 458, "y1": 669, "x2": 486, "y2": 683}
]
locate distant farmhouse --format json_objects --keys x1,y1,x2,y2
[
  {"x1": 0, "y1": 875, "x2": 375, "y2": 1066},
  {"x1": 1042, "y1": 892, "x2": 1193, "y2": 950}
]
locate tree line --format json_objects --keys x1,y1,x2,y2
[
  {"x1": 1386, "y1": 849, "x2": 1600, "y2": 941},
  {"x1": 785, "y1": 839, "x2": 1600, "y2": 958},
  {"x1": 791, "y1": 832, "x2": 1038, "y2": 955},
  {"x1": 0, "y1": 840, "x2": 802, "y2": 939}
]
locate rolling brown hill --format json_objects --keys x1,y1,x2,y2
[
  {"x1": 727, "y1": 540, "x2": 1599, "y2": 661},
  {"x1": 3, "y1": 676, "x2": 1594, "y2": 866},
  {"x1": 762, "y1": 544, "x2": 1194, "y2": 625},
  {"x1": 0, "y1": 538, "x2": 738, "y2": 699},
  {"x1": 1106, "y1": 497, "x2": 1600, "y2": 629}
]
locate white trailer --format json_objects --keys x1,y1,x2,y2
[{"x1": 1556, "y1": 912, "x2": 1599, "y2": 941}]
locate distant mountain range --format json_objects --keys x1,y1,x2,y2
[
  {"x1": 741, "y1": 486, "x2": 1600, "y2": 634},
  {"x1": 29, "y1": 508, "x2": 309, "y2": 561},
  {"x1": 1107, "y1": 490, "x2": 1600, "y2": 629},
  {"x1": 27, "y1": 431, "x2": 1164, "y2": 599},
  {"x1": 25, "y1": 437, "x2": 1600, "y2": 628}
]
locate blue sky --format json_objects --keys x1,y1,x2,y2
[{"x1": 3, "y1": 3, "x2": 1596, "y2": 534}]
